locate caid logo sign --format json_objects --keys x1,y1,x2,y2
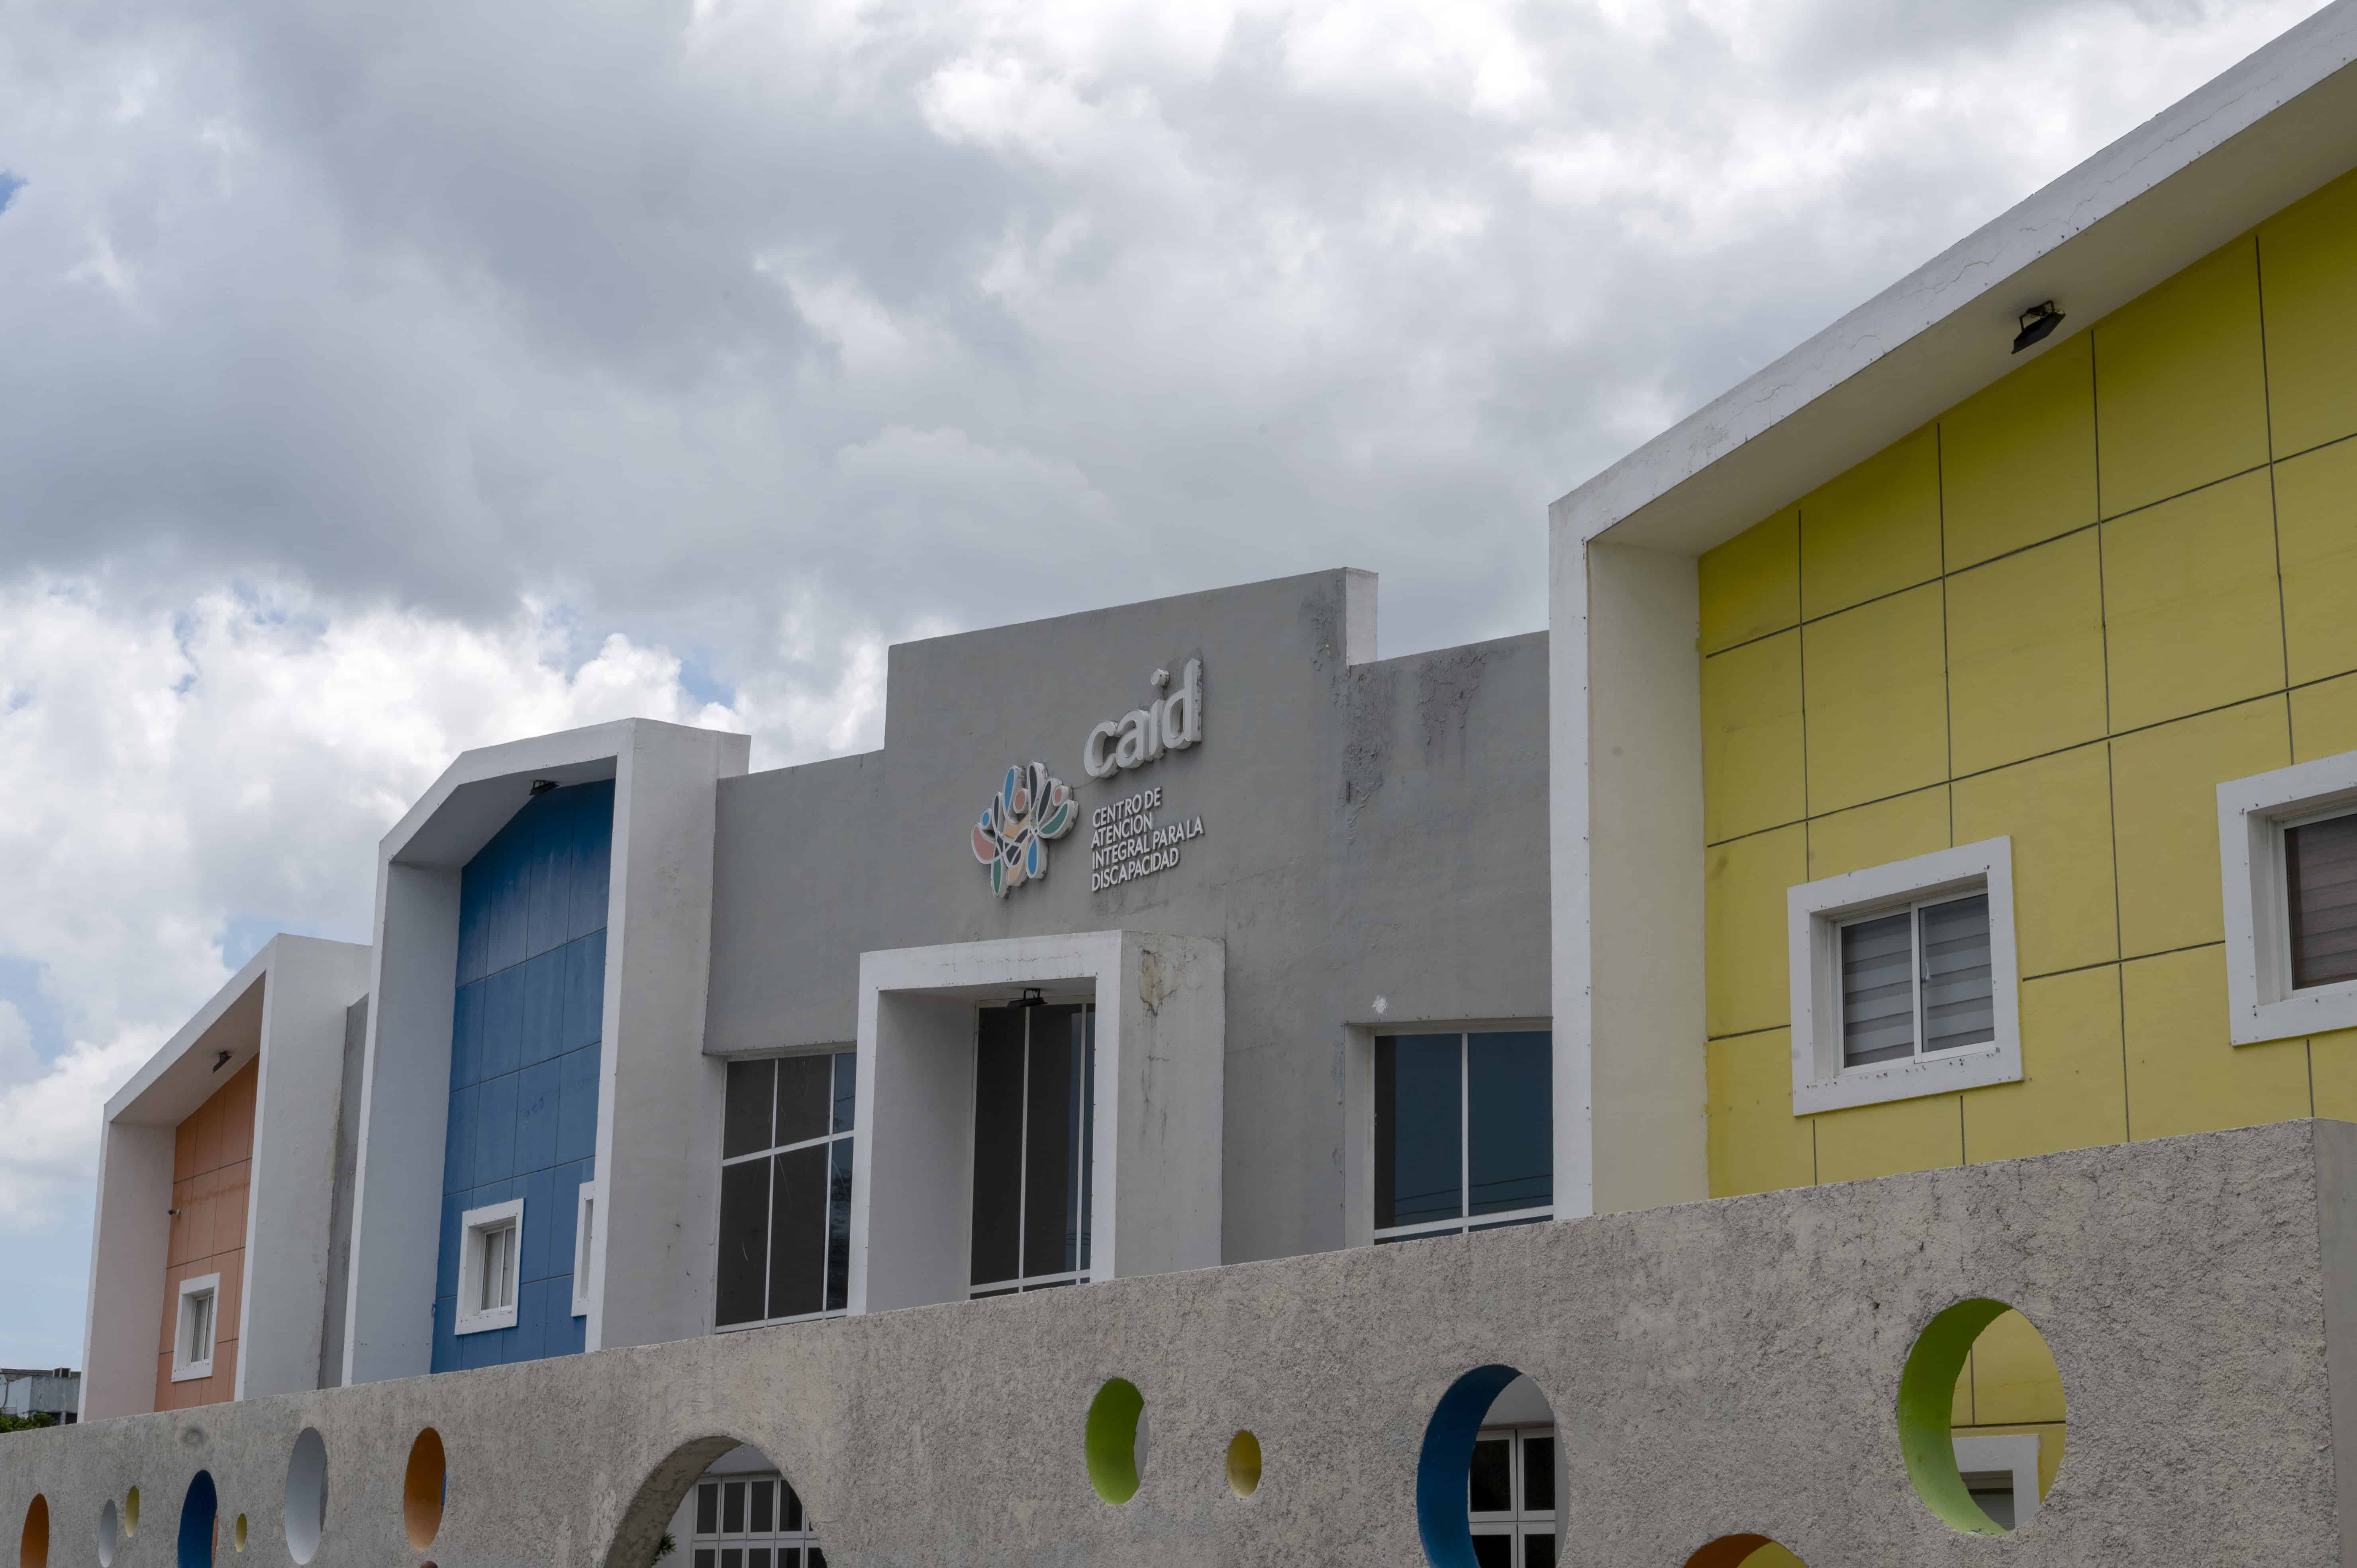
[{"x1": 971, "y1": 762, "x2": 1078, "y2": 897}]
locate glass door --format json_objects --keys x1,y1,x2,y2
[{"x1": 969, "y1": 1000, "x2": 1095, "y2": 1296}]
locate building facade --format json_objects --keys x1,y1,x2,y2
[{"x1": 31, "y1": 6, "x2": 2357, "y2": 1566}]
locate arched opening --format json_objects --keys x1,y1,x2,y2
[
  {"x1": 602, "y1": 1438, "x2": 829, "y2": 1568},
  {"x1": 1416, "y1": 1366, "x2": 1560, "y2": 1568},
  {"x1": 403, "y1": 1429, "x2": 446, "y2": 1550},
  {"x1": 1899, "y1": 1299, "x2": 2066, "y2": 1534},
  {"x1": 176, "y1": 1473, "x2": 217, "y2": 1568},
  {"x1": 1684, "y1": 1536, "x2": 1807, "y2": 1568},
  {"x1": 284, "y1": 1427, "x2": 327, "y2": 1563},
  {"x1": 18, "y1": 1494, "x2": 47, "y2": 1568}
]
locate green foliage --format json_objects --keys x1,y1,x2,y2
[
  {"x1": 653, "y1": 1531, "x2": 676, "y2": 1562},
  {"x1": 0, "y1": 1412, "x2": 59, "y2": 1433}
]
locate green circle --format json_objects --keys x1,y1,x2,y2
[
  {"x1": 1897, "y1": 1298, "x2": 2018, "y2": 1535},
  {"x1": 1084, "y1": 1379, "x2": 1144, "y2": 1505}
]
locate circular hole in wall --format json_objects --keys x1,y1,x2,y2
[
  {"x1": 1084, "y1": 1379, "x2": 1147, "y2": 1505},
  {"x1": 1899, "y1": 1299, "x2": 2065, "y2": 1534},
  {"x1": 231, "y1": 1515, "x2": 246, "y2": 1554},
  {"x1": 1224, "y1": 1431, "x2": 1263, "y2": 1499},
  {"x1": 284, "y1": 1427, "x2": 327, "y2": 1564},
  {"x1": 1684, "y1": 1536, "x2": 1808, "y2": 1568},
  {"x1": 96, "y1": 1501, "x2": 118, "y2": 1568},
  {"x1": 176, "y1": 1472, "x2": 217, "y2": 1568},
  {"x1": 1416, "y1": 1366, "x2": 1561, "y2": 1568},
  {"x1": 122, "y1": 1491, "x2": 138, "y2": 1540},
  {"x1": 402, "y1": 1429, "x2": 447, "y2": 1550},
  {"x1": 18, "y1": 1494, "x2": 48, "y2": 1568}
]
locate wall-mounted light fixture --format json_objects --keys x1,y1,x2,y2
[
  {"x1": 2012, "y1": 300, "x2": 2064, "y2": 354},
  {"x1": 1018, "y1": 987, "x2": 1046, "y2": 1009},
  {"x1": 529, "y1": 778, "x2": 559, "y2": 795},
  {"x1": 212, "y1": 1050, "x2": 233, "y2": 1072}
]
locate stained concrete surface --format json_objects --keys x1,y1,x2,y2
[{"x1": 10, "y1": 1120, "x2": 2352, "y2": 1566}]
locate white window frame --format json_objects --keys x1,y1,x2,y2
[
  {"x1": 571, "y1": 1182, "x2": 598, "y2": 1318},
  {"x1": 2220, "y1": 751, "x2": 2357, "y2": 1044},
  {"x1": 1788, "y1": 838, "x2": 2021, "y2": 1115},
  {"x1": 1952, "y1": 1432, "x2": 2043, "y2": 1527},
  {"x1": 1468, "y1": 1423, "x2": 1558, "y2": 1568},
  {"x1": 170, "y1": 1273, "x2": 221, "y2": 1382},
  {"x1": 455, "y1": 1198, "x2": 524, "y2": 1335}
]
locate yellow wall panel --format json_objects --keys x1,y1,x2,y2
[
  {"x1": 1953, "y1": 1357, "x2": 1975, "y2": 1426},
  {"x1": 1946, "y1": 531, "x2": 2108, "y2": 774},
  {"x1": 2101, "y1": 469, "x2": 2285, "y2": 733},
  {"x1": 1736, "y1": 1545, "x2": 1808, "y2": 1568},
  {"x1": 1951, "y1": 745, "x2": 2118, "y2": 976},
  {"x1": 2122, "y1": 945, "x2": 2310, "y2": 1140},
  {"x1": 1806, "y1": 785, "x2": 1947, "y2": 880},
  {"x1": 2094, "y1": 235, "x2": 2271, "y2": 517},
  {"x1": 1973, "y1": 1308, "x2": 2067, "y2": 1426},
  {"x1": 2272, "y1": 439, "x2": 2357, "y2": 687},
  {"x1": 2292, "y1": 672, "x2": 2357, "y2": 762},
  {"x1": 2110, "y1": 699, "x2": 2289, "y2": 958},
  {"x1": 2309, "y1": 1026, "x2": 2357, "y2": 1122},
  {"x1": 1700, "y1": 509, "x2": 1800, "y2": 655},
  {"x1": 1802, "y1": 584, "x2": 1949, "y2": 815},
  {"x1": 1962, "y1": 966, "x2": 2126, "y2": 1163},
  {"x1": 1941, "y1": 333, "x2": 2098, "y2": 570},
  {"x1": 2260, "y1": 166, "x2": 2357, "y2": 457},
  {"x1": 1814, "y1": 1090, "x2": 1962, "y2": 1184},
  {"x1": 1707, "y1": 825, "x2": 1808, "y2": 1039},
  {"x1": 1702, "y1": 632, "x2": 1806, "y2": 843},
  {"x1": 1799, "y1": 425, "x2": 1943, "y2": 619},
  {"x1": 1707, "y1": 1029, "x2": 1813, "y2": 1198}
]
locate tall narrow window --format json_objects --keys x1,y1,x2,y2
[
  {"x1": 455, "y1": 1199, "x2": 524, "y2": 1334},
  {"x1": 1374, "y1": 1030, "x2": 1552, "y2": 1245},
  {"x1": 1837, "y1": 892, "x2": 1993, "y2": 1069},
  {"x1": 2286, "y1": 810, "x2": 2357, "y2": 991},
  {"x1": 714, "y1": 1051, "x2": 857, "y2": 1330},
  {"x1": 969, "y1": 1001, "x2": 1095, "y2": 1297},
  {"x1": 171, "y1": 1274, "x2": 221, "y2": 1382}
]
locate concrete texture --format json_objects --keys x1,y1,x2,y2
[
  {"x1": 704, "y1": 572, "x2": 1553, "y2": 1271},
  {"x1": 16, "y1": 1121, "x2": 2355, "y2": 1567}
]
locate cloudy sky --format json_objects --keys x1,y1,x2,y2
[{"x1": 0, "y1": 0, "x2": 2322, "y2": 1368}]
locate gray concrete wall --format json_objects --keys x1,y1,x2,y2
[
  {"x1": 11, "y1": 1122, "x2": 2351, "y2": 1567},
  {"x1": 704, "y1": 570, "x2": 1551, "y2": 1268}
]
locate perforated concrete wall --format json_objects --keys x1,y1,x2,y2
[{"x1": 12, "y1": 1120, "x2": 2355, "y2": 1567}]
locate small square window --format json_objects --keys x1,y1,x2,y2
[
  {"x1": 171, "y1": 1273, "x2": 222, "y2": 1382},
  {"x1": 2220, "y1": 753, "x2": 2357, "y2": 1043},
  {"x1": 1788, "y1": 839, "x2": 2021, "y2": 1115},
  {"x1": 455, "y1": 1198, "x2": 524, "y2": 1335}
]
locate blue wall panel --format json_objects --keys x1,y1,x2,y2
[{"x1": 432, "y1": 778, "x2": 612, "y2": 1373}]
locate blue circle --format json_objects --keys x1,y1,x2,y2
[{"x1": 1415, "y1": 1364, "x2": 1525, "y2": 1568}]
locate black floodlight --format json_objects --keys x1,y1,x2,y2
[
  {"x1": 1018, "y1": 987, "x2": 1046, "y2": 1009},
  {"x1": 2012, "y1": 301, "x2": 2064, "y2": 353},
  {"x1": 529, "y1": 778, "x2": 559, "y2": 795},
  {"x1": 212, "y1": 1049, "x2": 233, "y2": 1072}
]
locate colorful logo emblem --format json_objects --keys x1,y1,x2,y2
[{"x1": 971, "y1": 762, "x2": 1078, "y2": 896}]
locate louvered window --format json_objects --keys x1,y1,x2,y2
[
  {"x1": 2286, "y1": 810, "x2": 2357, "y2": 992},
  {"x1": 1837, "y1": 891, "x2": 1995, "y2": 1069}
]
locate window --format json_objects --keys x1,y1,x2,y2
[
  {"x1": 969, "y1": 1000, "x2": 1094, "y2": 1297},
  {"x1": 2221, "y1": 753, "x2": 2357, "y2": 1043},
  {"x1": 455, "y1": 1199, "x2": 524, "y2": 1334},
  {"x1": 714, "y1": 1051, "x2": 855, "y2": 1330},
  {"x1": 571, "y1": 1182, "x2": 597, "y2": 1318},
  {"x1": 171, "y1": 1274, "x2": 220, "y2": 1382},
  {"x1": 1469, "y1": 1425, "x2": 1557, "y2": 1567},
  {"x1": 1951, "y1": 1433, "x2": 2043, "y2": 1531},
  {"x1": 1789, "y1": 839, "x2": 2021, "y2": 1115},
  {"x1": 689, "y1": 1472, "x2": 825, "y2": 1568},
  {"x1": 1374, "y1": 1030, "x2": 1552, "y2": 1245}
]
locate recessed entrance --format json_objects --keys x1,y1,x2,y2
[{"x1": 970, "y1": 1000, "x2": 1096, "y2": 1297}]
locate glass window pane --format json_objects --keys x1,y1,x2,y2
[
  {"x1": 1467, "y1": 1032, "x2": 1551, "y2": 1217},
  {"x1": 722, "y1": 1482, "x2": 745, "y2": 1535},
  {"x1": 1520, "y1": 1433, "x2": 1555, "y2": 1513},
  {"x1": 768, "y1": 1145, "x2": 829, "y2": 1320},
  {"x1": 1840, "y1": 911, "x2": 1916, "y2": 1066},
  {"x1": 825, "y1": 1138, "x2": 853, "y2": 1313},
  {"x1": 714, "y1": 1158, "x2": 772, "y2": 1327},
  {"x1": 749, "y1": 1551, "x2": 771, "y2": 1568},
  {"x1": 1522, "y1": 1532, "x2": 1556, "y2": 1566},
  {"x1": 2289, "y1": 812, "x2": 2357, "y2": 990},
  {"x1": 775, "y1": 1055, "x2": 831, "y2": 1147},
  {"x1": 723, "y1": 1059, "x2": 776, "y2": 1159},
  {"x1": 831, "y1": 1051, "x2": 858, "y2": 1135},
  {"x1": 1470, "y1": 1533, "x2": 1513, "y2": 1568},
  {"x1": 1077, "y1": 1007, "x2": 1095, "y2": 1273},
  {"x1": 782, "y1": 1486, "x2": 803, "y2": 1532},
  {"x1": 1377, "y1": 1034, "x2": 1463, "y2": 1228},
  {"x1": 969, "y1": 1006, "x2": 1025, "y2": 1287},
  {"x1": 1024, "y1": 1004, "x2": 1088, "y2": 1280},
  {"x1": 749, "y1": 1480, "x2": 773, "y2": 1535},
  {"x1": 1468, "y1": 1436, "x2": 1513, "y2": 1513},
  {"x1": 781, "y1": 1554, "x2": 800, "y2": 1568},
  {"x1": 694, "y1": 1552, "x2": 715, "y2": 1568},
  {"x1": 696, "y1": 1484, "x2": 718, "y2": 1536},
  {"x1": 722, "y1": 1551, "x2": 743, "y2": 1568},
  {"x1": 1921, "y1": 894, "x2": 1995, "y2": 1052},
  {"x1": 808, "y1": 1551, "x2": 826, "y2": 1568}
]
